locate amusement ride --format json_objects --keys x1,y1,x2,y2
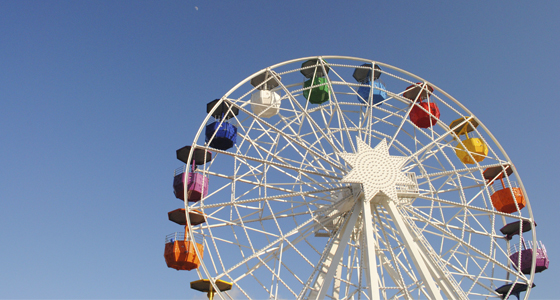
[{"x1": 163, "y1": 56, "x2": 549, "y2": 299}]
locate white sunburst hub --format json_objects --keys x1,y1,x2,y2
[{"x1": 339, "y1": 138, "x2": 414, "y2": 204}]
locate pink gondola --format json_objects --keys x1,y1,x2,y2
[{"x1": 173, "y1": 159, "x2": 209, "y2": 202}]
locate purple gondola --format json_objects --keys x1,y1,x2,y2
[{"x1": 510, "y1": 239, "x2": 549, "y2": 274}]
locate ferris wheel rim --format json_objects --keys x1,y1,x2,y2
[{"x1": 179, "y1": 56, "x2": 538, "y2": 299}]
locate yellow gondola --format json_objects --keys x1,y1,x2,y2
[{"x1": 450, "y1": 116, "x2": 488, "y2": 164}]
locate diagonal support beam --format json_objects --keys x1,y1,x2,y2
[
  {"x1": 378, "y1": 251, "x2": 412, "y2": 300},
  {"x1": 307, "y1": 202, "x2": 361, "y2": 300},
  {"x1": 399, "y1": 211, "x2": 467, "y2": 300},
  {"x1": 382, "y1": 199, "x2": 444, "y2": 300},
  {"x1": 362, "y1": 200, "x2": 380, "y2": 300}
]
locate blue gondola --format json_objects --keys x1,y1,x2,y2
[
  {"x1": 205, "y1": 121, "x2": 237, "y2": 150},
  {"x1": 357, "y1": 80, "x2": 387, "y2": 105},
  {"x1": 353, "y1": 63, "x2": 386, "y2": 105},
  {"x1": 204, "y1": 99, "x2": 239, "y2": 151}
]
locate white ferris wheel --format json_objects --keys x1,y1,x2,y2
[{"x1": 165, "y1": 56, "x2": 549, "y2": 300}]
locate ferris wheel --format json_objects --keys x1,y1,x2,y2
[{"x1": 164, "y1": 56, "x2": 549, "y2": 300}]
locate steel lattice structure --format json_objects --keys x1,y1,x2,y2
[{"x1": 180, "y1": 56, "x2": 538, "y2": 300}]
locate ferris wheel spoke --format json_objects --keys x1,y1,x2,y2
[
  {"x1": 363, "y1": 114, "x2": 398, "y2": 142},
  {"x1": 232, "y1": 101, "x2": 346, "y2": 172},
  {"x1": 223, "y1": 208, "x2": 310, "y2": 229},
  {"x1": 254, "y1": 254, "x2": 299, "y2": 298},
  {"x1": 408, "y1": 141, "x2": 453, "y2": 173},
  {"x1": 235, "y1": 119, "x2": 277, "y2": 161},
  {"x1": 208, "y1": 216, "x2": 281, "y2": 240},
  {"x1": 237, "y1": 123, "x2": 339, "y2": 177},
  {"x1": 332, "y1": 105, "x2": 364, "y2": 136},
  {"x1": 304, "y1": 107, "x2": 351, "y2": 161},
  {"x1": 464, "y1": 257, "x2": 494, "y2": 294},
  {"x1": 201, "y1": 186, "x2": 353, "y2": 232},
  {"x1": 231, "y1": 228, "x2": 322, "y2": 295},
  {"x1": 233, "y1": 234, "x2": 315, "y2": 287},
  {"x1": 312, "y1": 102, "x2": 361, "y2": 159},
  {"x1": 200, "y1": 230, "x2": 253, "y2": 252},
  {"x1": 325, "y1": 82, "x2": 359, "y2": 154},
  {"x1": 275, "y1": 111, "x2": 311, "y2": 147},
  {"x1": 453, "y1": 257, "x2": 509, "y2": 298},
  {"x1": 200, "y1": 146, "x2": 343, "y2": 181},
  {"x1": 202, "y1": 168, "x2": 304, "y2": 197},
  {"x1": 221, "y1": 199, "x2": 353, "y2": 286},
  {"x1": 215, "y1": 213, "x2": 319, "y2": 282},
  {"x1": 402, "y1": 208, "x2": 521, "y2": 278},
  {"x1": 275, "y1": 108, "x2": 332, "y2": 159},
  {"x1": 429, "y1": 182, "x2": 486, "y2": 196},
  {"x1": 417, "y1": 162, "x2": 509, "y2": 181},
  {"x1": 417, "y1": 194, "x2": 530, "y2": 221},
  {"x1": 278, "y1": 89, "x2": 345, "y2": 160},
  {"x1": 198, "y1": 186, "x2": 341, "y2": 210},
  {"x1": 261, "y1": 163, "x2": 338, "y2": 195},
  {"x1": 408, "y1": 137, "x2": 457, "y2": 170},
  {"x1": 385, "y1": 97, "x2": 418, "y2": 150},
  {"x1": 236, "y1": 130, "x2": 285, "y2": 163},
  {"x1": 403, "y1": 207, "x2": 501, "y2": 241}
]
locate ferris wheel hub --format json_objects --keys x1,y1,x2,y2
[{"x1": 339, "y1": 138, "x2": 414, "y2": 204}]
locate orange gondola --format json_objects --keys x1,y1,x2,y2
[
  {"x1": 164, "y1": 209, "x2": 206, "y2": 271},
  {"x1": 484, "y1": 166, "x2": 525, "y2": 213},
  {"x1": 164, "y1": 234, "x2": 204, "y2": 271}
]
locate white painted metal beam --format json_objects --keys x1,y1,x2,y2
[
  {"x1": 362, "y1": 200, "x2": 380, "y2": 300},
  {"x1": 382, "y1": 199, "x2": 444, "y2": 300},
  {"x1": 399, "y1": 208, "x2": 467, "y2": 300},
  {"x1": 307, "y1": 203, "x2": 361, "y2": 300}
]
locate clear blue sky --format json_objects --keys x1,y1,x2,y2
[{"x1": 1, "y1": 1, "x2": 559, "y2": 299}]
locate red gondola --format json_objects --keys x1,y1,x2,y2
[{"x1": 404, "y1": 83, "x2": 440, "y2": 128}]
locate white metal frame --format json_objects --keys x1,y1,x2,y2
[{"x1": 179, "y1": 56, "x2": 538, "y2": 300}]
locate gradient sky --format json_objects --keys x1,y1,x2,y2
[{"x1": 1, "y1": 1, "x2": 559, "y2": 299}]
